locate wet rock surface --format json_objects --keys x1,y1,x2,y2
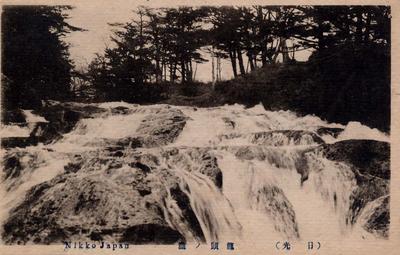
[
  {"x1": 250, "y1": 130, "x2": 324, "y2": 146},
  {"x1": 3, "y1": 154, "x2": 23, "y2": 179},
  {"x1": 317, "y1": 139, "x2": 390, "y2": 237},
  {"x1": 316, "y1": 127, "x2": 344, "y2": 138},
  {"x1": 250, "y1": 184, "x2": 299, "y2": 239},
  {"x1": 169, "y1": 186, "x2": 206, "y2": 242},
  {"x1": 30, "y1": 103, "x2": 107, "y2": 144},
  {"x1": 164, "y1": 147, "x2": 223, "y2": 188},
  {"x1": 137, "y1": 108, "x2": 187, "y2": 147},
  {"x1": 2, "y1": 172, "x2": 183, "y2": 244},
  {"x1": 1, "y1": 103, "x2": 202, "y2": 244},
  {"x1": 1, "y1": 105, "x2": 222, "y2": 244},
  {"x1": 1, "y1": 103, "x2": 391, "y2": 243},
  {"x1": 2, "y1": 150, "x2": 47, "y2": 191},
  {"x1": 2, "y1": 148, "x2": 216, "y2": 244},
  {"x1": 1, "y1": 136, "x2": 38, "y2": 148},
  {"x1": 230, "y1": 138, "x2": 390, "y2": 238},
  {"x1": 360, "y1": 195, "x2": 389, "y2": 238},
  {"x1": 320, "y1": 140, "x2": 389, "y2": 180},
  {"x1": 2, "y1": 109, "x2": 26, "y2": 124},
  {"x1": 347, "y1": 176, "x2": 389, "y2": 229}
]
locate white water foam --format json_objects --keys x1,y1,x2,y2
[
  {"x1": 0, "y1": 110, "x2": 47, "y2": 138},
  {"x1": 338, "y1": 121, "x2": 389, "y2": 142},
  {"x1": 0, "y1": 102, "x2": 389, "y2": 245}
]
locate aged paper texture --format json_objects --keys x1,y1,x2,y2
[{"x1": 0, "y1": 0, "x2": 399, "y2": 254}]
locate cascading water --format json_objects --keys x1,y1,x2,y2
[
  {"x1": 164, "y1": 103, "x2": 389, "y2": 242},
  {"x1": 172, "y1": 168, "x2": 242, "y2": 243},
  {"x1": 0, "y1": 102, "x2": 390, "y2": 245}
]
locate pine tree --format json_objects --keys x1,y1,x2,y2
[{"x1": 2, "y1": 5, "x2": 81, "y2": 110}]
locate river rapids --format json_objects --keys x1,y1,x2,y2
[{"x1": 0, "y1": 102, "x2": 390, "y2": 245}]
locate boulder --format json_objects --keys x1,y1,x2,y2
[
  {"x1": 137, "y1": 108, "x2": 187, "y2": 147},
  {"x1": 250, "y1": 184, "x2": 299, "y2": 239},
  {"x1": 1, "y1": 147, "x2": 222, "y2": 244},
  {"x1": 2, "y1": 150, "x2": 44, "y2": 188},
  {"x1": 316, "y1": 127, "x2": 344, "y2": 138},
  {"x1": 110, "y1": 106, "x2": 132, "y2": 115},
  {"x1": 2, "y1": 163, "x2": 183, "y2": 244},
  {"x1": 30, "y1": 102, "x2": 107, "y2": 144},
  {"x1": 169, "y1": 186, "x2": 205, "y2": 242},
  {"x1": 315, "y1": 139, "x2": 390, "y2": 237},
  {"x1": 3, "y1": 154, "x2": 23, "y2": 179},
  {"x1": 2, "y1": 109, "x2": 26, "y2": 124},
  {"x1": 164, "y1": 147, "x2": 223, "y2": 188},
  {"x1": 320, "y1": 140, "x2": 389, "y2": 179},
  {"x1": 347, "y1": 175, "x2": 389, "y2": 226},
  {"x1": 360, "y1": 196, "x2": 389, "y2": 238},
  {"x1": 1, "y1": 136, "x2": 38, "y2": 148}
]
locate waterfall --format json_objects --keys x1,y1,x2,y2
[{"x1": 0, "y1": 102, "x2": 390, "y2": 244}]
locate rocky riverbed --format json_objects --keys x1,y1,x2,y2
[{"x1": 0, "y1": 102, "x2": 390, "y2": 244}]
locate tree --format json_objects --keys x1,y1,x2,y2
[
  {"x1": 2, "y1": 5, "x2": 82, "y2": 110},
  {"x1": 210, "y1": 6, "x2": 244, "y2": 77},
  {"x1": 295, "y1": 6, "x2": 391, "y2": 131},
  {"x1": 162, "y1": 7, "x2": 209, "y2": 83},
  {"x1": 144, "y1": 8, "x2": 164, "y2": 83},
  {"x1": 88, "y1": 8, "x2": 156, "y2": 100},
  {"x1": 209, "y1": 6, "x2": 304, "y2": 75},
  {"x1": 89, "y1": 6, "x2": 209, "y2": 90}
]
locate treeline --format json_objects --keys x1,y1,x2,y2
[
  {"x1": 90, "y1": 6, "x2": 312, "y2": 96},
  {"x1": 88, "y1": 6, "x2": 390, "y2": 103},
  {"x1": 1, "y1": 6, "x2": 390, "y2": 131}
]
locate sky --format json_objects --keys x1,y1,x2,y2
[
  {"x1": 64, "y1": 2, "x2": 313, "y2": 82},
  {"x1": 64, "y1": 3, "x2": 135, "y2": 67}
]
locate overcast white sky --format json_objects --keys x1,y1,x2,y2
[
  {"x1": 64, "y1": 2, "x2": 313, "y2": 82},
  {"x1": 65, "y1": 3, "x2": 134, "y2": 67}
]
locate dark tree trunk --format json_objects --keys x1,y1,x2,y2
[
  {"x1": 281, "y1": 39, "x2": 290, "y2": 64},
  {"x1": 229, "y1": 50, "x2": 238, "y2": 78},
  {"x1": 162, "y1": 58, "x2": 167, "y2": 82},
  {"x1": 173, "y1": 63, "x2": 177, "y2": 83},
  {"x1": 181, "y1": 58, "x2": 186, "y2": 83},
  {"x1": 261, "y1": 47, "x2": 268, "y2": 67},
  {"x1": 170, "y1": 63, "x2": 173, "y2": 83},
  {"x1": 237, "y1": 48, "x2": 246, "y2": 75},
  {"x1": 170, "y1": 62, "x2": 177, "y2": 83},
  {"x1": 155, "y1": 56, "x2": 161, "y2": 83},
  {"x1": 211, "y1": 51, "x2": 215, "y2": 83},
  {"x1": 248, "y1": 52, "x2": 255, "y2": 71},
  {"x1": 186, "y1": 60, "x2": 193, "y2": 82}
]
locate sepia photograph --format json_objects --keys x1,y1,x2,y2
[{"x1": 0, "y1": 1, "x2": 398, "y2": 254}]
